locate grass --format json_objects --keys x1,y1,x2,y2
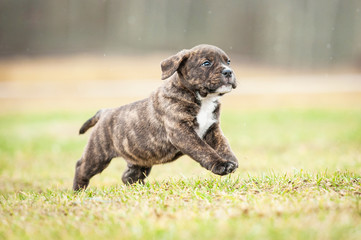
[{"x1": 0, "y1": 108, "x2": 361, "y2": 239}]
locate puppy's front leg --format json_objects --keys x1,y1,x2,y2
[
  {"x1": 204, "y1": 124, "x2": 238, "y2": 165},
  {"x1": 167, "y1": 125, "x2": 237, "y2": 176}
]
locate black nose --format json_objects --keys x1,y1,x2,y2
[{"x1": 222, "y1": 69, "x2": 232, "y2": 78}]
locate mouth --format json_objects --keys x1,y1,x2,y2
[{"x1": 215, "y1": 84, "x2": 233, "y2": 94}]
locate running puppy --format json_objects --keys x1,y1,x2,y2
[{"x1": 73, "y1": 44, "x2": 238, "y2": 191}]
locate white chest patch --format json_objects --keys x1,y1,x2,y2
[{"x1": 195, "y1": 94, "x2": 220, "y2": 138}]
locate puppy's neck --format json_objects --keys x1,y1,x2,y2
[
  {"x1": 166, "y1": 74, "x2": 198, "y2": 101},
  {"x1": 173, "y1": 73, "x2": 194, "y2": 94}
]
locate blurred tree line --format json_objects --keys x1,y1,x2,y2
[{"x1": 0, "y1": 0, "x2": 360, "y2": 69}]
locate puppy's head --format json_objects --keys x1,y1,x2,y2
[{"x1": 161, "y1": 44, "x2": 237, "y2": 97}]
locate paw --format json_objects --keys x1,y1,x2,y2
[{"x1": 211, "y1": 161, "x2": 238, "y2": 176}]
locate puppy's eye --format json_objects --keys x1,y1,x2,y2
[
  {"x1": 227, "y1": 59, "x2": 231, "y2": 65},
  {"x1": 201, "y1": 60, "x2": 212, "y2": 67}
]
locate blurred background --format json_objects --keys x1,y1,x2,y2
[
  {"x1": 1, "y1": 0, "x2": 361, "y2": 112},
  {"x1": 1, "y1": 0, "x2": 361, "y2": 67}
]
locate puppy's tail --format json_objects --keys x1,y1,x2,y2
[{"x1": 79, "y1": 110, "x2": 103, "y2": 134}]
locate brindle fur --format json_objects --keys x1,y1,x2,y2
[{"x1": 73, "y1": 44, "x2": 238, "y2": 191}]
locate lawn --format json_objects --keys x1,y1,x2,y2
[{"x1": 0, "y1": 108, "x2": 361, "y2": 239}]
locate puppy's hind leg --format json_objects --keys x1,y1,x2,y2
[
  {"x1": 73, "y1": 156, "x2": 113, "y2": 191},
  {"x1": 73, "y1": 141, "x2": 114, "y2": 191},
  {"x1": 73, "y1": 159, "x2": 88, "y2": 191},
  {"x1": 122, "y1": 164, "x2": 152, "y2": 185}
]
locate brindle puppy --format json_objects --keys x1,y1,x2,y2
[{"x1": 73, "y1": 44, "x2": 238, "y2": 191}]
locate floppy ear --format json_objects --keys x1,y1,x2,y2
[{"x1": 160, "y1": 49, "x2": 189, "y2": 80}]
